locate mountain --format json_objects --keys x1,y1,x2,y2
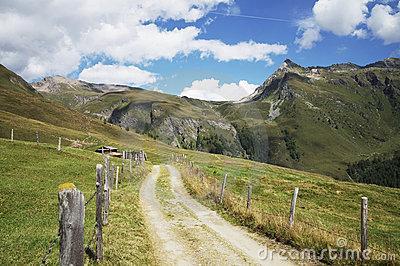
[
  {"x1": 0, "y1": 64, "x2": 170, "y2": 154},
  {"x1": 33, "y1": 76, "x2": 246, "y2": 157},
  {"x1": 31, "y1": 58, "x2": 400, "y2": 180},
  {"x1": 230, "y1": 58, "x2": 400, "y2": 175}
]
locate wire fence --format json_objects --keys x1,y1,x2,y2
[
  {"x1": 173, "y1": 154, "x2": 399, "y2": 262},
  {"x1": 36, "y1": 143, "x2": 148, "y2": 265}
]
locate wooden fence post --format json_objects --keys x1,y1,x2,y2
[
  {"x1": 95, "y1": 165, "x2": 103, "y2": 261},
  {"x1": 11, "y1": 129, "x2": 13, "y2": 142},
  {"x1": 289, "y1": 187, "x2": 299, "y2": 227},
  {"x1": 219, "y1": 174, "x2": 228, "y2": 204},
  {"x1": 121, "y1": 159, "x2": 124, "y2": 176},
  {"x1": 103, "y1": 157, "x2": 110, "y2": 225},
  {"x1": 115, "y1": 166, "x2": 119, "y2": 190},
  {"x1": 109, "y1": 164, "x2": 114, "y2": 201},
  {"x1": 247, "y1": 185, "x2": 252, "y2": 210},
  {"x1": 129, "y1": 158, "x2": 132, "y2": 179},
  {"x1": 58, "y1": 183, "x2": 84, "y2": 266},
  {"x1": 36, "y1": 131, "x2": 39, "y2": 144},
  {"x1": 361, "y1": 197, "x2": 368, "y2": 260},
  {"x1": 58, "y1": 137, "x2": 61, "y2": 151},
  {"x1": 110, "y1": 164, "x2": 114, "y2": 189}
]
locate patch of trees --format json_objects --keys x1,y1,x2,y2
[
  {"x1": 282, "y1": 129, "x2": 300, "y2": 161},
  {"x1": 196, "y1": 132, "x2": 224, "y2": 155},
  {"x1": 235, "y1": 124, "x2": 269, "y2": 162},
  {"x1": 347, "y1": 151, "x2": 400, "y2": 188}
]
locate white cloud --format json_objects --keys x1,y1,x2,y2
[
  {"x1": 78, "y1": 63, "x2": 157, "y2": 86},
  {"x1": 313, "y1": 0, "x2": 370, "y2": 36},
  {"x1": 79, "y1": 23, "x2": 286, "y2": 65},
  {"x1": 193, "y1": 40, "x2": 287, "y2": 64},
  {"x1": 367, "y1": 4, "x2": 400, "y2": 44},
  {"x1": 295, "y1": 0, "x2": 400, "y2": 49},
  {"x1": 0, "y1": 0, "x2": 287, "y2": 82},
  {"x1": 351, "y1": 28, "x2": 369, "y2": 39},
  {"x1": 295, "y1": 18, "x2": 322, "y2": 50},
  {"x1": 180, "y1": 78, "x2": 258, "y2": 101}
]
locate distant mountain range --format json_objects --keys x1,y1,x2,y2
[{"x1": 4, "y1": 58, "x2": 400, "y2": 180}]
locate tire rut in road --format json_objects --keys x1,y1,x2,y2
[{"x1": 140, "y1": 165, "x2": 295, "y2": 266}]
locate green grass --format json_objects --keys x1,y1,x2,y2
[
  {"x1": 1, "y1": 62, "x2": 400, "y2": 264},
  {"x1": 0, "y1": 139, "x2": 155, "y2": 265},
  {"x1": 177, "y1": 150, "x2": 400, "y2": 263},
  {"x1": 101, "y1": 165, "x2": 155, "y2": 265},
  {"x1": 156, "y1": 166, "x2": 174, "y2": 207}
]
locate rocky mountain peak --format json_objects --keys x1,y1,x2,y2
[
  {"x1": 278, "y1": 59, "x2": 304, "y2": 73},
  {"x1": 365, "y1": 57, "x2": 400, "y2": 69}
]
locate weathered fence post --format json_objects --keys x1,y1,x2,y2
[
  {"x1": 219, "y1": 174, "x2": 228, "y2": 204},
  {"x1": 109, "y1": 164, "x2": 114, "y2": 201},
  {"x1": 246, "y1": 185, "x2": 252, "y2": 210},
  {"x1": 361, "y1": 197, "x2": 368, "y2": 260},
  {"x1": 289, "y1": 187, "x2": 299, "y2": 227},
  {"x1": 121, "y1": 158, "x2": 125, "y2": 180},
  {"x1": 58, "y1": 183, "x2": 85, "y2": 266},
  {"x1": 11, "y1": 129, "x2": 13, "y2": 142},
  {"x1": 36, "y1": 131, "x2": 39, "y2": 144},
  {"x1": 129, "y1": 158, "x2": 132, "y2": 179},
  {"x1": 57, "y1": 137, "x2": 62, "y2": 151},
  {"x1": 115, "y1": 166, "x2": 119, "y2": 190},
  {"x1": 103, "y1": 157, "x2": 110, "y2": 225},
  {"x1": 95, "y1": 165, "x2": 104, "y2": 261},
  {"x1": 110, "y1": 164, "x2": 114, "y2": 189}
]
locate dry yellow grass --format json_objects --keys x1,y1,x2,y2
[{"x1": 178, "y1": 162, "x2": 398, "y2": 264}]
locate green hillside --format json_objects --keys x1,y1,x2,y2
[
  {"x1": 32, "y1": 58, "x2": 400, "y2": 182},
  {"x1": 0, "y1": 64, "x2": 399, "y2": 264}
]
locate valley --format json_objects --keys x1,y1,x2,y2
[
  {"x1": 0, "y1": 59, "x2": 399, "y2": 264},
  {"x1": 31, "y1": 58, "x2": 400, "y2": 180}
]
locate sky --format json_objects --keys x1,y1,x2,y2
[{"x1": 1, "y1": 0, "x2": 400, "y2": 101}]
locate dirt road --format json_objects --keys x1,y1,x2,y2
[{"x1": 140, "y1": 165, "x2": 295, "y2": 265}]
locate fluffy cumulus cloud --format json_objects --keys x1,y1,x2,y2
[
  {"x1": 367, "y1": 4, "x2": 400, "y2": 44},
  {"x1": 78, "y1": 63, "x2": 157, "y2": 86},
  {"x1": 313, "y1": 0, "x2": 370, "y2": 36},
  {"x1": 0, "y1": 0, "x2": 287, "y2": 82},
  {"x1": 295, "y1": 18, "x2": 322, "y2": 50},
  {"x1": 180, "y1": 78, "x2": 258, "y2": 101},
  {"x1": 295, "y1": 0, "x2": 400, "y2": 49}
]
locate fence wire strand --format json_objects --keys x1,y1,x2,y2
[
  {"x1": 85, "y1": 191, "x2": 97, "y2": 207},
  {"x1": 41, "y1": 233, "x2": 59, "y2": 265},
  {"x1": 179, "y1": 159, "x2": 397, "y2": 258}
]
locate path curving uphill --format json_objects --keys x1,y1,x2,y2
[{"x1": 140, "y1": 165, "x2": 295, "y2": 265}]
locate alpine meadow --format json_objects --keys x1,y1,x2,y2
[{"x1": 1, "y1": 0, "x2": 399, "y2": 265}]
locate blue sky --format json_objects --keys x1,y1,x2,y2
[
  {"x1": 144, "y1": 0, "x2": 400, "y2": 95},
  {"x1": 1, "y1": 0, "x2": 400, "y2": 100}
]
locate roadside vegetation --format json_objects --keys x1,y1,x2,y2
[{"x1": 177, "y1": 152, "x2": 400, "y2": 263}]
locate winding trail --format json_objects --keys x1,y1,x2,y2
[{"x1": 140, "y1": 165, "x2": 295, "y2": 265}]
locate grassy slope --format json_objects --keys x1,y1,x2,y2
[
  {"x1": 0, "y1": 139, "x2": 154, "y2": 264},
  {"x1": 177, "y1": 148, "x2": 400, "y2": 261},
  {"x1": 0, "y1": 65, "x2": 169, "y2": 264},
  {"x1": 281, "y1": 68, "x2": 400, "y2": 178},
  {"x1": 31, "y1": 62, "x2": 400, "y2": 181},
  {"x1": 218, "y1": 66, "x2": 400, "y2": 179},
  {"x1": 38, "y1": 83, "x2": 101, "y2": 109},
  {"x1": 1, "y1": 63, "x2": 399, "y2": 263}
]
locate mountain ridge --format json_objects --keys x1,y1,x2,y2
[{"x1": 8, "y1": 58, "x2": 400, "y2": 180}]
